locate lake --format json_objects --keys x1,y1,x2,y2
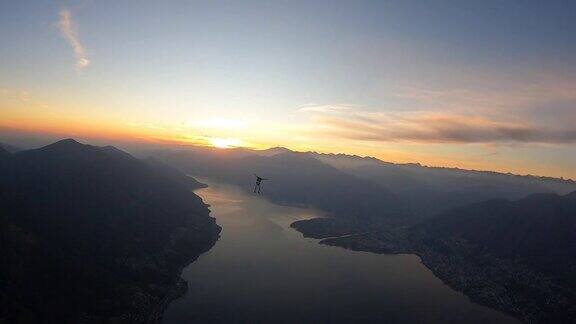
[{"x1": 164, "y1": 181, "x2": 517, "y2": 323}]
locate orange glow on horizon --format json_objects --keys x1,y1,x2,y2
[
  {"x1": 1, "y1": 115, "x2": 575, "y2": 181},
  {"x1": 209, "y1": 137, "x2": 243, "y2": 149}
]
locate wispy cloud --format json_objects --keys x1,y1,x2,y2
[
  {"x1": 0, "y1": 88, "x2": 50, "y2": 109},
  {"x1": 299, "y1": 73, "x2": 576, "y2": 145},
  {"x1": 305, "y1": 109, "x2": 576, "y2": 144},
  {"x1": 57, "y1": 8, "x2": 90, "y2": 70},
  {"x1": 298, "y1": 104, "x2": 355, "y2": 113}
]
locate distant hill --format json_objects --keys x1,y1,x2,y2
[
  {"x1": 313, "y1": 151, "x2": 576, "y2": 219},
  {"x1": 0, "y1": 139, "x2": 220, "y2": 322},
  {"x1": 0, "y1": 142, "x2": 21, "y2": 153},
  {"x1": 253, "y1": 146, "x2": 293, "y2": 157}
]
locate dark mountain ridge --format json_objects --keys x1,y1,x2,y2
[
  {"x1": 313, "y1": 151, "x2": 576, "y2": 184},
  {"x1": 0, "y1": 139, "x2": 220, "y2": 322}
]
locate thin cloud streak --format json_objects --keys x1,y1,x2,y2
[
  {"x1": 57, "y1": 9, "x2": 90, "y2": 70},
  {"x1": 298, "y1": 104, "x2": 355, "y2": 113},
  {"x1": 306, "y1": 108, "x2": 576, "y2": 144}
]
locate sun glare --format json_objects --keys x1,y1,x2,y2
[{"x1": 210, "y1": 137, "x2": 241, "y2": 149}]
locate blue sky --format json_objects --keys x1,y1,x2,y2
[{"x1": 1, "y1": 0, "x2": 575, "y2": 178}]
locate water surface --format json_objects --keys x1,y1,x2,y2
[{"x1": 164, "y1": 181, "x2": 517, "y2": 323}]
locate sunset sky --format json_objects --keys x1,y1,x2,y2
[{"x1": 1, "y1": 1, "x2": 575, "y2": 179}]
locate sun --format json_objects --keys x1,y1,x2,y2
[{"x1": 210, "y1": 137, "x2": 242, "y2": 149}]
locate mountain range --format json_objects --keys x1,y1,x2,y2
[{"x1": 151, "y1": 145, "x2": 576, "y2": 233}]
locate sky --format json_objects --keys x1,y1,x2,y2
[{"x1": 1, "y1": 0, "x2": 575, "y2": 179}]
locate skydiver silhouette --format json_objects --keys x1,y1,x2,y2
[{"x1": 253, "y1": 174, "x2": 268, "y2": 194}]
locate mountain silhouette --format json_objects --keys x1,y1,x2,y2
[{"x1": 0, "y1": 139, "x2": 220, "y2": 322}]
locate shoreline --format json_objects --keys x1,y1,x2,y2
[{"x1": 290, "y1": 217, "x2": 555, "y2": 323}]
